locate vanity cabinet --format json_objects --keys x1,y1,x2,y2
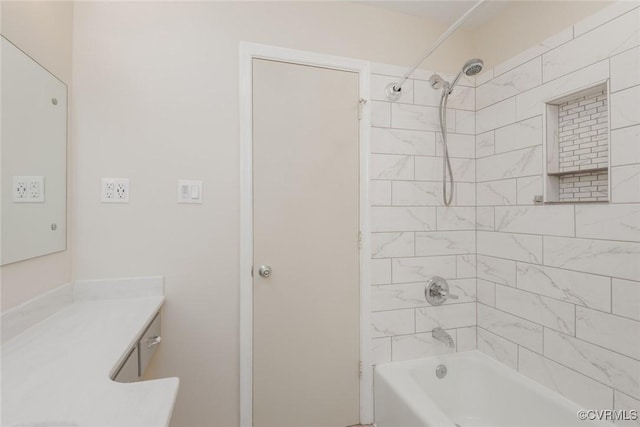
[
  {"x1": 113, "y1": 311, "x2": 162, "y2": 382},
  {"x1": 114, "y1": 347, "x2": 139, "y2": 383},
  {"x1": 139, "y1": 312, "x2": 162, "y2": 376}
]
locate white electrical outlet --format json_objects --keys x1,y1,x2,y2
[
  {"x1": 177, "y1": 180, "x2": 203, "y2": 204},
  {"x1": 104, "y1": 182, "x2": 115, "y2": 199},
  {"x1": 29, "y1": 180, "x2": 39, "y2": 198},
  {"x1": 102, "y1": 178, "x2": 129, "y2": 203},
  {"x1": 13, "y1": 177, "x2": 27, "y2": 201},
  {"x1": 13, "y1": 176, "x2": 44, "y2": 203},
  {"x1": 115, "y1": 182, "x2": 127, "y2": 200}
]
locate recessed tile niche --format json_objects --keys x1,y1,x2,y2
[{"x1": 544, "y1": 82, "x2": 610, "y2": 203}]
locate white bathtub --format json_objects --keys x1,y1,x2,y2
[{"x1": 374, "y1": 350, "x2": 614, "y2": 427}]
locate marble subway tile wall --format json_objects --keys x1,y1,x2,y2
[
  {"x1": 475, "y1": 2, "x2": 640, "y2": 417},
  {"x1": 369, "y1": 63, "x2": 477, "y2": 364}
]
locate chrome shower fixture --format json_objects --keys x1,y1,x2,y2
[
  {"x1": 448, "y1": 58, "x2": 484, "y2": 93},
  {"x1": 463, "y1": 58, "x2": 484, "y2": 76},
  {"x1": 429, "y1": 58, "x2": 484, "y2": 96},
  {"x1": 429, "y1": 74, "x2": 447, "y2": 90},
  {"x1": 432, "y1": 58, "x2": 484, "y2": 206},
  {"x1": 385, "y1": 83, "x2": 403, "y2": 101}
]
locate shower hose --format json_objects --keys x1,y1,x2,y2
[{"x1": 439, "y1": 88, "x2": 455, "y2": 206}]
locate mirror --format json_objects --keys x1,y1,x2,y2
[{"x1": 1, "y1": 36, "x2": 67, "y2": 265}]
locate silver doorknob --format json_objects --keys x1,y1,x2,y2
[{"x1": 258, "y1": 265, "x2": 272, "y2": 278}]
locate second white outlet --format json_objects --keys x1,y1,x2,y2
[{"x1": 102, "y1": 178, "x2": 129, "y2": 203}]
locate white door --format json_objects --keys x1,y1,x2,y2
[{"x1": 252, "y1": 58, "x2": 361, "y2": 427}]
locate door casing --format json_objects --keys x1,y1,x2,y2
[{"x1": 239, "y1": 42, "x2": 372, "y2": 427}]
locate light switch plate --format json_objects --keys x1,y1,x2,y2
[
  {"x1": 177, "y1": 180, "x2": 203, "y2": 204},
  {"x1": 102, "y1": 178, "x2": 129, "y2": 203}
]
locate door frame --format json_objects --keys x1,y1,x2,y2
[{"x1": 239, "y1": 42, "x2": 372, "y2": 427}]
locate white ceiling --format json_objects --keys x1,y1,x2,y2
[{"x1": 361, "y1": 1, "x2": 509, "y2": 29}]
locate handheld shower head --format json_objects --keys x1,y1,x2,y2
[
  {"x1": 448, "y1": 58, "x2": 484, "y2": 93},
  {"x1": 462, "y1": 58, "x2": 484, "y2": 76},
  {"x1": 436, "y1": 58, "x2": 484, "y2": 206}
]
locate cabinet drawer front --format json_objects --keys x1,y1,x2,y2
[
  {"x1": 139, "y1": 312, "x2": 161, "y2": 377},
  {"x1": 114, "y1": 346, "x2": 140, "y2": 383}
]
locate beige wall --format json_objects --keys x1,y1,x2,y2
[
  {"x1": 70, "y1": 2, "x2": 471, "y2": 426},
  {"x1": 0, "y1": 1, "x2": 73, "y2": 82},
  {"x1": 470, "y1": 0, "x2": 613, "y2": 69},
  {"x1": 0, "y1": 1, "x2": 73, "y2": 311}
]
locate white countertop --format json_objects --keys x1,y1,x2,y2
[{"x1": 1, "y1": 294, "x2": 179, "y2": 427}]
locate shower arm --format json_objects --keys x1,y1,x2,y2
[{"x1": 386, "y1": 0, "x2": 485, "y2": 100}]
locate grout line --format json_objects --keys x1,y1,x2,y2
[
  {"x1": 609, "y1": 122, "x2": 640, "y2": 133},
  {"x1": 411, "y1": 77, "x2": 418, "y2": 99},
  {"x1": 477, "y1": 228, "x2": 639, "y2": 245},
  {"x1": 412, "y1": 308, "x2": 417, "y2": 334},
  {"x1": 412, "y1": 155, "x2": 416, "y2": 181},
  {"x1": 610, "y1": 277, "x2": 614, "y2": 314},
  {"x1": 372, "y1": 123, "x2": 476, "y2": 135},
  {"x1": 376, "y1": 324, "x2": 476, "y2": 340},
  {"x1": 373, "y1": 152, "x2": 476, "y2": 161},
  {"x1": 478, "y1": 251, "x2": 635, "y2": 283},
  {"x1": 613, "y1": 390, "x2": 616, "y2": 411},
  {"x1": 371, "y1": 304, "x2": 476, "y2": 315},
  {"x1": 476, "y1": 56, "x2": 614, "y2": 115},
  {"x1": 482, "y1": 300, "x2": 640, "y2": 362},
  {"x1": 478, "y1": 143, "x2": 543, "y2": 160},
  {"x1": 539, "y1": 53, "x2": 544, "y2": 97},
  {"x1": 476, "y1": 174, "x2": 545, "y2": 185},
  {"x1": 475, "y1": 200, "x2": 639, "y2": 206},
  {"x1": 479, "y1": 325, "x2": 620, "y2": 395},
  {"x1": 412, "y1": 231, "x2": 416, "y2": 257}
]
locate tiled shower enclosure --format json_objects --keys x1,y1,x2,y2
[{"x1": 369, "y1": 2, "x2": 640, "y2": 416}]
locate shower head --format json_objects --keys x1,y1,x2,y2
[
  {"x1": 462, "y1": 58, "x2": 484, "y2": 76},
  {"x1": 448, "y1": 58, "x2": 484, "y2": 93}
]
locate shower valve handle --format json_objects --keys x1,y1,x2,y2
[
  {"x1": 438, "y1": 289, "x2": 459, "y2": 300},
  {"x1": 425, "y1": 277, "x2": 458, "y2": 306}
]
